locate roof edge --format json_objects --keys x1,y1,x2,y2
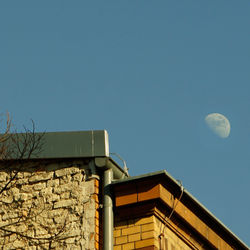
[
  {"x1": 112, "y1": 170, "x2": 249, "y2": 249},
  {"x1": 6, "y1": 130, "x2": 110, "y2": 159}
]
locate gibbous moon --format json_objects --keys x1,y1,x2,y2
[{"x1": 205, "y1": 113, "x2": 230, "y2": 138}]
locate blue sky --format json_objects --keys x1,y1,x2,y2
[{"x1": 1, "y1": 1, "x2": 249, "y2": 245}]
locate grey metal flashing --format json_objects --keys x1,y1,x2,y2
[
  {"x1": 32, "y1": 130, "x2": 109, "y2": 159},
  {"x1": 112, "y1": 170, "x2": 166, "y2": 185},
  {"x1": 4, "y1": 129, "x2": 129, "y2": 179},
  {"x1": 112, "y1": 170, "x2": 249, "y2": 249}
]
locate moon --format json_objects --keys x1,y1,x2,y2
[{"x1": 205, "y1": 113, "x2": 231, "y2": 138}]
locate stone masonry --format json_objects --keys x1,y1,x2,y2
[{"x1": 0, "y1": 160, "x2": 99, "y2": 250}]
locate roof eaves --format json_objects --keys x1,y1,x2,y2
[{"x1": 112, "y1": 170, "x2": 249, "y2": 249}]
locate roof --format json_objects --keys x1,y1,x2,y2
[
  {"x1": 4, "y1": 130, "x2": 128, "y2": 179},
  {"x1": 112, "y1": 170, "x2": 249, "y2": 249}
]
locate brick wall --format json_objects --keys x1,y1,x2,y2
[
  {"x1": 0, "y1": 160, "x2": 99, "y2": 250},
  {"x1": 155, "y1": 216, "x2": 193, "y2": 250},
  {"x1": 114, "y1": 215, "x2": 157, "y2": 250},
  {"x1": 94, "y1": 178, "x2": 100, "y2": 250},
  {"x1": 114, "y1": 214, "x2": 194, "y2": 250}
]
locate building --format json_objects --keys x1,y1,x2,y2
[{"x1": 0, "y1": 130, "x2": 248, "y2": 249}]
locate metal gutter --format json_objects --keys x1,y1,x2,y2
[
  {"x1": 95, "y1": 157, "x2": 129, "y2": 180},
  {"x1": 112, "y1": 170, "x2": 249, "y2": 249}
]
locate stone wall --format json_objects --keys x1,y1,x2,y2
[{"x1": 0, "y1": 160, "x2": 99, "y2": 250}]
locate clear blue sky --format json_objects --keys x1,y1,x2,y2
[{"x1": 1, "y1": 1, "x2": 249, "y2": 246}]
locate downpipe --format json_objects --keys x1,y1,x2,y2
[
  {"x1": 95, "y1": 157, "x2": 128, "y2": 250},
  {"x1": 103, "y1": 168, "x2": 113, "y2": 250}
]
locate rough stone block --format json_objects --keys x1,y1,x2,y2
[
  {"x1": 33, "y1": 182, "x2": 46, "y2": 191},
  {"x1": 20, "y1": 193, "x2": 32, "y2": 201},
  {"x1": 0, "y1": 172, "x2": 7, "y2": 182},
  {"x1": 54, "y1": 183, "x2": 74, "y2": 194},
  {"x1": 17, "y1": 224, "x2": 28, "y2": 233},
  {"x1": 12, "y1": 239, "x2": 26, "y2": 249},
  {"x1": 47, "y1": 178, "x2": 60, "y2": 187},
  {"x1": 85, "y1": 208, "x2": 95, "y2": 219},
  {"x1": 71, "y1": 186, "x2": 85, "y2": 198},
  {"x1": 47, "y1": 193, "x2": 60, "y2": 203},
  {"x1": 21, "y1": 184, "x2": 33, "y2": 193},
  {"x1": 54, "y1": 199, "x2": 74, "y2": 209},
  {"x1": 2, "y1": 196, "x2": 13, "y2": 204},
  {"x1": 62, "y1": 192, "x2": 71, "y2": 199},
  {"x1": 39, "y1": 187, "x2": 52, "y2": 196},
  {"x1": 55, "y1": 167, "x2": 80, "y2": 177},
  {"x1": 85, "y1": 180, "x2": 95, "y2": 194},
  {"x1": 23, "y1": 172, "x2": 32, "y2": 178},
  {"x1": 29, "y1": 172, "x2": 54, "y2": 183},
  {"x1": 72, "y1": 173, "x2": 83, "y2": 182},
  {"x1": 59, "y1": 175, "x2": 72, "y2": 185},
  {"x1": 54, "y1": 215, "x2": 67, "y2": 224},
  {"x1": 67, "y1": 227, "x2": 81, "y2": 237},
  {"x1": 68, "y1": 214, "x2": 78, "y2": 222},
  {"x1": 2, "y1": 212, "x2": 18, "y2": 220},
  {"x1": 65, "y1": 237, "x2": 76, "y2": 244},
  {"x1": 47, "y1": 209, "x2": 65, "y2": 218},
  {"x1": 16, "y1": 177, "x2": 29, "y2": 185}
]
